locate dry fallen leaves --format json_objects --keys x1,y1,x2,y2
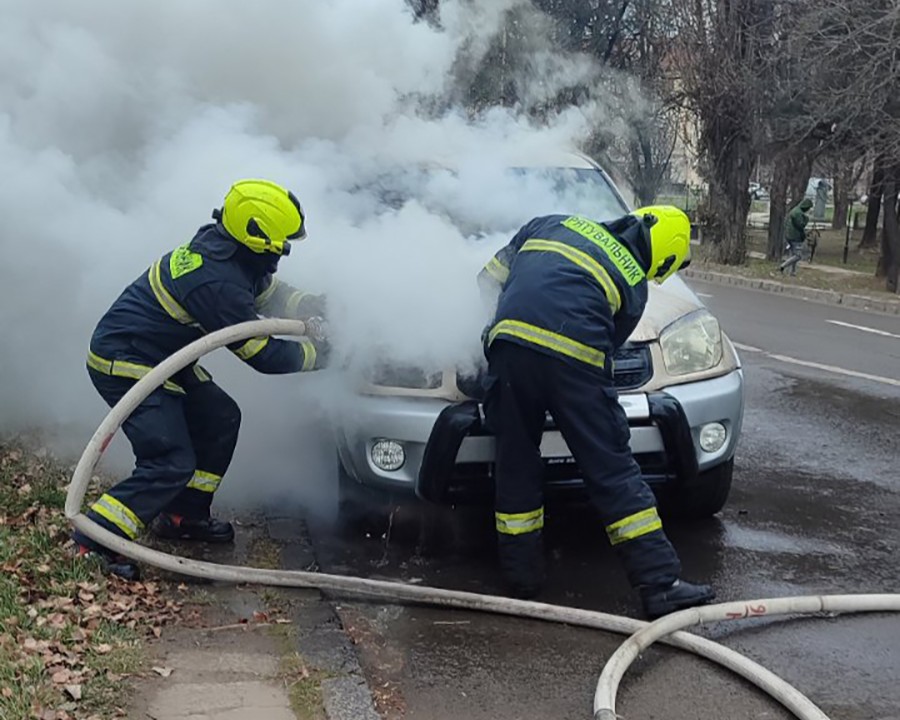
[
  {"x1": 1, "y1": 447, "x2": 189, "y2": 720},
  {"x1": 152, "y1": 666, "x2": 173, "y2": 678}
]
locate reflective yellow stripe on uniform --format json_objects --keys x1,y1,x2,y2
[
  {"x1": 483, "y1": 256, "x2": 510, "y2": 284},
  {"x1": 496, "y1": 508, "x2": 544, "y2": 535},
  {"x1": 149, "y1": 260, "x2": 197, "y2": 325},
  {"x1": 561, "y1": 216, "x2": 646, "y2": 286},
  {"x1": 285, "y1": 291, "x2": 309, "y2": 317},
  {"x1": 91, "y1": 493, "x2": 144, "y2": 539},
  {"x1": 233, "y1": 337, "x2": 269, "y2": 360},
  {"x1": 520, "y1": 238, "x2": 622, "y2": 313},
  {"x1": 299, "y1": 338, "x2": 317, "y2": 371},
  {"x1": 605, "y1": 507, "x2": 663, "y2": 546},
  {"x1": 254, "y1": 277, "x2": 280, "y2": 311},
  {"x1": 87, "y1": 351, "x2": 185, "y2": 394},
  {"x1": 186, "y1": 470, "x2": 222, "y2": 493},
  {"x1": 488, "y1": 320, "x2": 607, "y2": 369}
]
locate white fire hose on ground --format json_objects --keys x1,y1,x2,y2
[{"x1": 65, "y1": 319, "x2": 900, "y2": 720}]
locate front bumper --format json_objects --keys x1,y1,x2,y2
[{"x1": 335, "y1": 368, "x2": 744, "y2": 503}]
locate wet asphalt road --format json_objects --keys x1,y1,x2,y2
[{"x1": 286, "y1": 282, "x2": 900, "y2": 720}]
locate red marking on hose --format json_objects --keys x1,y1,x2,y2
[{"x1": 99, "y1": 434, "x2": 114, "y2": 454}]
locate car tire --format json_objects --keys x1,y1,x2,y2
[{"x1": 664, "y1": 458, "x2": 734, "y2": 520}]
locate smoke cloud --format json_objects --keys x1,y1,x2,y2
[{"x1": 0, "y1": 0, "x2": 636, "y2": 513}]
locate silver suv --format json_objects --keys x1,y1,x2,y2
[{"x1": 334, "y1": 151, "x2": 744, "y2": 520}]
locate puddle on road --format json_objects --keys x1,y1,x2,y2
[{"x1": 721, "y1": 522, "x2": 851, "y2": 557}]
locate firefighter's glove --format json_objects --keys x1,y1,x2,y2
[
  {"x1": 295, "y1": 293, "x2": 328, "y2": 321},
  {"x1": 309, "y1": 335, "x2": 332, "y2": 370},
  {"x1": 304, "y1": 316, "x2": 330, "y2": 344}
]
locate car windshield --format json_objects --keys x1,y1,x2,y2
[
  {"x1": 504, "y1": 167, "x2": 628, "y2": 222},
  {"x1": 361, "y1": 163, "x2": 629, "y2": 237}
]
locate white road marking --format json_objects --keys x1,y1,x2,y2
[
  {"x1": 826, "y1": 319, "x2": 900, "y2": 340},
  {"x1": 696, "y1": 292, "x2": 714, "y2": 298},
  {"x1": 731, "y1": 342, "x2": 900, "y2": 387}
]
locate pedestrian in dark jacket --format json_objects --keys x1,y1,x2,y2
[
  {"x1": 478, "y1": 206, "x2": 715, "y2": 618},
  {"x1": 74, "y1": 179, "x2": 329, "y2": 579},
  {"x1": 780, "y1": 198, "x2": 813, "y2": 276}
]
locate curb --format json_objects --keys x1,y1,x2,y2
[
  {"x1": 265, "y1": 515, "x2": 382, "y2": 720},
  {"x1": 683, "y1": 268, "x2": 900, "y2": 316}
]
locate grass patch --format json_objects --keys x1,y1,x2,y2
[
  {"x1": 693, "y1": 255, "x2": 898, "y2": 299},
  {"x1": 246, "y1": 535, "x2": 282, "y2": 571},
  {"x1": 0, "y1": 442, "x2": 185, "y2": 720},
  {"x1": 745, "y1": 227, "x2": 881, "y2": 275},
  {"x1": 280, "y1": 651, "x2": 327, "y2": 720},
  {"x1": 270, "y1": 617, "x2": 329, "y2": 720},
  {"x1": 267, "y1": 591, "x2": 330, "y2": 720}
]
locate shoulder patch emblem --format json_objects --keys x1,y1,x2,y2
[{"x1": 169, "y1": 244, "x2": 204, "y2": 280}]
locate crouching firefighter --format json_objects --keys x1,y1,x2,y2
[
  {"x1": 73, "y1": 179, "x2": 330, "y2": 580},
  {"x1": 478, "y1": 207, "x2": 715, "y2": 618}
]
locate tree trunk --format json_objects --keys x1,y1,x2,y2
[
  {"x1": 766, "y1": 149, "x2": 813, "y2": 260},
  {"x1": 877, "y1": 165, "x2": 899, "y2": 292},
  {"x1": 860, "y1": 156, "x2": 885, "y2": 249},
  {"x1": 706, "y1": 140, "x2": 753, "y2": 265},
  {"x1": 832, "y1": 167, "x2": 849, "y2": 230},
  {"x1": 788, "y1": 153, "x2": 814, "y2": 206},
  {"x1": 766, "y1": 154, "x2": 790, "y2": 260}
]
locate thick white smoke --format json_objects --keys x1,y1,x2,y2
[{"x1": 0, "y1": 0, "x2": 634, "y2": 512}]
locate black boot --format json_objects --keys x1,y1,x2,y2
[
  {"x1": 72, "y1": 532, "x2": 141, "y2": 581},
  {"x1": 640, "y1": 579, "x2": 715, "y2": 619},
  {"x1": 152, "y1": 513, "x2": 235, "y2": 543}
]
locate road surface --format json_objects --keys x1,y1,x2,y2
[{"x1": 274, "y1": 281, "x2": 900, "y2": 720}]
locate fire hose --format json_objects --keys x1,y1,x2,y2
[{"x1": 65, "y1": 319, "x2": 900, "y2": 720}]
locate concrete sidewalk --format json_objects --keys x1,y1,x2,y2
[
  {"x1": 130, "y1": 515, "x2": 381, "y2": 720},
  {"x1": 146, "y1": 643, "x2": 295, "y2": 720}
]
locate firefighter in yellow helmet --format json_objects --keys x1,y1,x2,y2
[
  {"x1": 477, "y1": 206, "x2": 714, "y2": 618},
  {"x1": 74, "y1": 179, "x2": 329, "y2": 579}
]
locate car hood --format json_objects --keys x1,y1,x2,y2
[{"x1": 628, "y1": 275, "x2": 706, "y2": 342}]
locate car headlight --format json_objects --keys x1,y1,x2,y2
[{"x1": 660, "y1": 310, "x2": 723, "y2": 376}]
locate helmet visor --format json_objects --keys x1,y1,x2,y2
[{"x1": 286, "y1": 191, "x2": 307, "y2": 240}]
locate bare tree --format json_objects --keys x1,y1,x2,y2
[
  {"x1": 669, "y1": 0, "x2": 782, "y2": 264},
  {"x1": 860, "y1": 156, "x2": 885, "y2": 250},
  {"x1": 877, "y1": 162, "x2": 900, "y2": 291},
  {"x1": 827, "y1": 149, "x2": 868, "y2": 231},
  {"x1": 787, "y1": 0, "x2": 900, "y2": 289}
]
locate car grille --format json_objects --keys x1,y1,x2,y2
[
  {"x1": 367, "y1": 364, "x2": 443, "y2": 390},
  {"x1": 610, "y1": 343, "x2": 653, "y2": 390},
  {"x1": 456, "y1": 342, "x2": 653, "y2": 399}
]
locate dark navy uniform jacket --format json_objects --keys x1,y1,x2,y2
[
  {"x1": 479, "y1": 213, "x2": 652, "y2": 372},
  {"x1": 88, "y1": 224, "x2": 323, "y2": 392}
]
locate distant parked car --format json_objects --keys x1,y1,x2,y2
[
  {"x1": 334, "y1": 151, "x2": 745, "y2": 524},
  {"x1": 749, "y1": 182, "x2": 769, "y2": 201}
]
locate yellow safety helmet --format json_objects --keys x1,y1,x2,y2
[
  {"x1": 217, "y1": 179, "x2": 306, "y2": 256},
  {"x1": 631, "y1": 205, "x2": 691, "y2": 283}
]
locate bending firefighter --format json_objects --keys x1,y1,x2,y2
[
  {"x1": 73, "y1": 179, "x2": 330, "y2": 580},
  {"x1": 478, "y1": 207, "x2": 715, "y2": 618}
]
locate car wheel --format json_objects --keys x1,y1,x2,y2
[{"x1": 664, "y1": 458, "x2": 734, "y2": 520}]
